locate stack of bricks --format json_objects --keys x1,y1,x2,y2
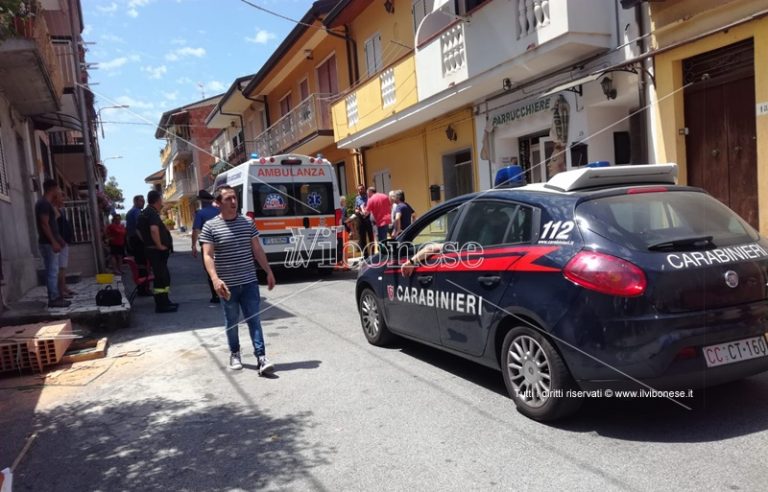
[{"x1": 0, "y1": 320, "x2": 73, "y2": 373}]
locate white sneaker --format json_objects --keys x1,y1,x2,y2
[
  {"x1": 257, "y1": 356, "x2": 274, "y2": 375},
  {"x1": 229, "y1": 352, "x2": 243, "y2": 370}
]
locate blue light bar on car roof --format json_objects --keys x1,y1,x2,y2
[{"x1": 545, "y1": 164, "x2": 678, "y2": 192}]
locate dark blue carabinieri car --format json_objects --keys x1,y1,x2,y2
[{"x1": 355, "y1": 164, "x2": 768, "y2": 421}]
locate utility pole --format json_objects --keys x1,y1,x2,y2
[{"x1": 68, "y1": 0, "x2": 105, "y2": 273}]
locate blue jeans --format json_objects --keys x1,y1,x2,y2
[
  {"x1": 376, "y1": 225, "x2": 388, "y2": 242},
  {"x1": 221, "y1": 281, "x2": 266, "y2": 356},
  {"x1": 39, "y1": 244, "x2": 60, "y2": 301}
]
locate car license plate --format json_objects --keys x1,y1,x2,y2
[
  {"x1": 262, "y1": 236, "x2": 289, "y2": 245},
  {"x1": 703, "y1": 335, "x2": 768, "y2": 368}
]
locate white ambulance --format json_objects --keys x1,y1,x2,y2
[{"x1": 212, "y1": 154, "x2": 342, "y2": 272}]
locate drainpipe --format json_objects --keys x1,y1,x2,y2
[
  {"x1": 326, "y1": 26, "x2": 359, "y2": 84},
  {"x1": 357, "y1": 147, "x2": 368, "y2": 186},
  {"x1": 68, "y1": 0, "x2": 105, "y2": 273},
  {"x1": 241, "y1": 89, "x2": 270, "y2": 154},
  {"x1": 638, "y1": 3, "x2": 653, "y2": 164}
]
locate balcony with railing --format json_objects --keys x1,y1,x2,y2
[
  {"x1": 415, "y1": 0, "x2": 614, "y2": 101},
  {"x1": 0, "y1": 11, "x2": 64, "y2": 115},
  {"x1": 227, "y1": 142, "x2": 247, "y2": 166},
  {"x1": 163, "y1": 181, "x2": 177, "y2": 202},
  {"x1": 161, "y1": 137, "x2": 192, "y2": 167},
  {"x1": 170, "y1": 137, "x2": 192, "y2": 164},
  {"x1": 160, "y1": 141, "x2": 173, "y2": 166},
  {"x1": 163, "y1": 175, "x2": 195, "y2": 202},
  {"x1": 252, "y1": 93, "x2": 334, "y2": 157},
  {"x1": 331, "y1": 53, "x2": 417, "y2": 144}
]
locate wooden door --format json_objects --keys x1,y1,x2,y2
[
  {"x1": 684, "y1": 40, "x2": 758, "y2": 229},
  {"x1": 317, "y1": 55, "x2": 338, "y2": 129}
]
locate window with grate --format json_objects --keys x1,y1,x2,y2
[
  {"x1": 346, "y1": 94, "x2": 359, "y2": 127},
  {"x1": 380, "y1": 68, "x2": 396, "y2": 108}
]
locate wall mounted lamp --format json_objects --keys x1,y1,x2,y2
[
  {"x1": 600, "y1": 76, "x2": 617, "y2": 100},
  {"x1": 445, "y1": 124, "x2": 457, "y2": 142}
]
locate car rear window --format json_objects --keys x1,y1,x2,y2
[{"x1": 575, "y1": 191, "x2": 759, "y2": 251}]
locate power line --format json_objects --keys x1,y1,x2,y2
[{"x1": 238, "y1": 0, "x2": 326, "y2": 30}]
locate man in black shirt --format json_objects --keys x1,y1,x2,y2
[
  {"x1": 35, "y1": 179, "x2": 70, "y2": 308},
  {"x1": 137, "y1": 190, "x2": 177, "y2": 313}
]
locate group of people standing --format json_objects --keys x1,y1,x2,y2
[
  {"x1": 35, "y1": 179, "x2": 76, "y2": 308},
  {"x1": 124, "y1": 190, "x2": 177, "y2": 313},
  {"x1": 351, "y1": 184, "x2": 415, "y2": 258},
  {"x1": 35, "y1": 181, "x2": 275, "y2": 374}
]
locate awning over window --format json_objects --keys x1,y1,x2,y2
[
  {"x1": 144, "y1": 168, "x2": 166, "y2": 183},
  {"x1": 539, "y1": 72, "x2": 603, "y2": 98},
  {"x1": 32, "y1": 112, "x2": 83, "y2": 132}
]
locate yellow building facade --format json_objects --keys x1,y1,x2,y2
[
  {"x1": 240, "y1": 4, "x2": 358, "y2": 197},
  {"x1": 328, "y1": 0, "x2": 479, "y2": 210},
  {"x1": 650, "y1": 0, "x2": 768, "y2": 234}
]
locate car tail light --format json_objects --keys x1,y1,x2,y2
[
  {"x1": 627, "y1": 186, "x2": 668, "y2": 194},
  {"x1": 564, "y1": 251, "x2": 646, "y2": 297},
  {"x1": 675, "y1": 347, "x2": 698, "y2": 360}
]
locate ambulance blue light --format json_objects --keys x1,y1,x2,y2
[
  {"x1": 586, "y1": 161, "x2": 610, "y2": 168},
  {"x1": 250, "y1": 153, "x2": 260, "y2": 159},
  {"x1": 494, "y1": 165, "x2": 526, "y2": 188}
]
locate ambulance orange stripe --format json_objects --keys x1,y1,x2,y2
[{"x1": 254, "y1": 217, "x2": 331, "y2": 231}]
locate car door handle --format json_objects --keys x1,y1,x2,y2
[
  {"x1": 477, "y1": 275, "x2": 501, "y2": 287},
  {"x1": 416, "y1": 275, "x2": 433, "y2": 285}
]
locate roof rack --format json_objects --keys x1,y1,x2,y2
[{"x1": 545, "y1": 164, "x2": 678, "y2": 192}]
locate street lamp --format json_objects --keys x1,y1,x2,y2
[{"x1": 96, "y1": 105, "x2": 129, "y2": 138}]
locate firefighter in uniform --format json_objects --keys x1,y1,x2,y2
[{"x1": 137, "y1": 190, "x2": 178, "y2": 313}]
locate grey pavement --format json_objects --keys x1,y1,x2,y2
[{"x1": 2, "y1": 232, "x2": 768, "y2": 491}]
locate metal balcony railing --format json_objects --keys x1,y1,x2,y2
[
  {"x1": 61, "y1": 200, "x2": 92, "y2": 243},
  {"x1": 171, "y1": 138, "x2": 190, "y2": 158},
  {"x1": 160, "y1": 142, "x2": 172, "y2": 165},
  {"x1": 227, "y1": 143, "x2": 247, "y2": 166},
  {"x1": 252, "y1": 93, "x2": 332, "y2": 157},
  {"x1": 3, "y1": 14, "x2": 64, "y2": 102}
]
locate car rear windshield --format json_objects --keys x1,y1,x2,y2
[
  {"x1": 252, "y1": 182, "x2": 334, "y2": 217},
  {"x1": 575, "y1": 191, "x2": 759, "y2": 251}
]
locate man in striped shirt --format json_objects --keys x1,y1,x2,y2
[{"x1": 200, "y1": 185, "x2": 276, "y2": 373}]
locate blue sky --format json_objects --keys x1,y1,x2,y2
[{"x1": 84, "y1": 0, "x2": 314, "y2": 208}]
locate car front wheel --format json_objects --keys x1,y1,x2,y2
[
  {"x1": 501, "y1": 326, "x2": 582, "y2": 421},
  {"x1": 358, "y1": 288, "x2": 394, "y2": 346}
]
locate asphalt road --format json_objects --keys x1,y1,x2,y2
[{"x1": 5, "y1": 233, "x2": 768, "y2": 491}]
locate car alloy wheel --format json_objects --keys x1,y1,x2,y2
[
  {"x1": 501, "y1": 327, "x2": 583, "y2": 421},
  {"x1": 358, "y1": 288, "x2": 395, "y2": 346},
  {"x1": 360, "y1": 291, "x2": 380, "y2": 339},
  {"x1": 507, "y1": 335, "x2": 551, "y2": 408}
]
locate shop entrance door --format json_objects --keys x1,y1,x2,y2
[{"x1": 529, "y1": 136, "x2": 554, "y2": 183}]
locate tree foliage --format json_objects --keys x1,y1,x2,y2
[{"x1": 104, "y1": 176, "x2": 125, "y2": 210}]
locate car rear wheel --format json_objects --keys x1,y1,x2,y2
[
  {"x1": 501, "y1": 326, "x2": 582, "y2": 421},
  {"x1": 358, "y1": 288, "x2": 394, "y2": 346}
]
